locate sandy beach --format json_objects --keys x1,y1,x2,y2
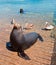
[
  {"x1": 0, "y1": 21, "x2": 55, "y2": 65},
  {"x1": 0, "y1": 0, "x2": 56, "y2": 65}
]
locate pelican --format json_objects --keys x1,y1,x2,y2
[
  {"x1": 45, "y1": 22, "x2": 54, "y2": 30},
  {"x1": 24, "y1": 23, "x2": 34, "y2": 29}
]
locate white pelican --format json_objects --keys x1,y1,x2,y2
[{"x1": 45, "y1": 22, "x2": 54, "y2": 30}]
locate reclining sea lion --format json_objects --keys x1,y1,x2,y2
[{"x1": 10, "y1": 23, "x2": 43, "y2": 59}]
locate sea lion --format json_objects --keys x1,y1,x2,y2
[
  {"x1": 20, "y1": 8, "x2": 24, "y2": 13},
  {"x1": 10, "y1": 24, "x2": 43, "y2": 58}
]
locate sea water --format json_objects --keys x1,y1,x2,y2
[{"x1": 0, "y1": 0, "x2": 56, "y2": 25}]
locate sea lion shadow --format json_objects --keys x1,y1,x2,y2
[
  {"x1": 6, "y1": 42, "x2": 30, "y2": 60},
  {"x1": 41, "y1": 28, "x2": 51, "y2": 31}
]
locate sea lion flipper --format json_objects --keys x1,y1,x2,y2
[{"x1": 17, "y1": 48, "x2": 30, "y2": 60}]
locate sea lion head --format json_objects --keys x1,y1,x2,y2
[
  {"x1": 11, "y1": 18, "x2": 22, "y2": 30},
  {"x1": 13, "y1": 23, "x2": 22, "y2": 30}
]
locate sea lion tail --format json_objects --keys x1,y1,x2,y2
[{"x1": 38, "y1": 34, "x2": 44, "y2": 42}]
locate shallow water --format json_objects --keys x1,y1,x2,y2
[{"x1": 0, "y1": 0, "x2": 56, "y2": 25}]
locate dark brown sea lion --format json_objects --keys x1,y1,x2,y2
[
  {"x1": 20, "y1": 8, "x2": 24, "y2": 13},
  {"x1": 10, "y1": 24, "x2": 43, "y2": 59}
]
